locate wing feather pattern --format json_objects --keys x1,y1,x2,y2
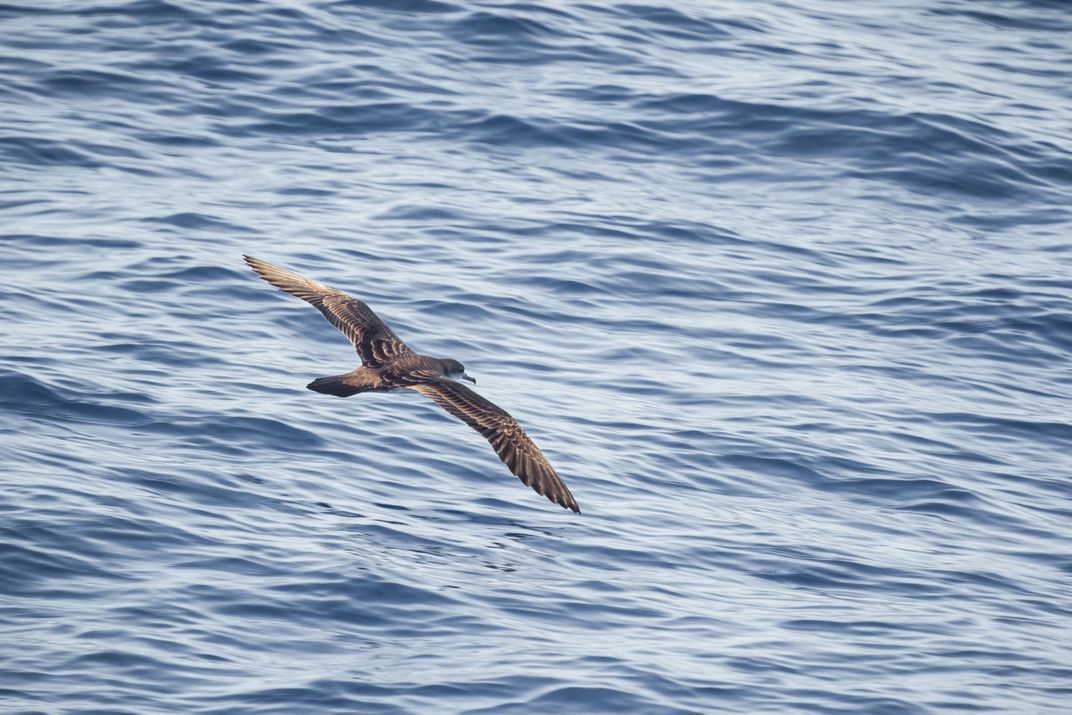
[
  {"x1": 244, "y1": 255, "x2": 413, "y2": 367},
  {"x1": 411, "y1": 379, "x2": 580, "y2": 512}
]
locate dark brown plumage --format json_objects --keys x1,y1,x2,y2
[{"x1": 244, "y1": 255, "x2": 580, "y2": 513}]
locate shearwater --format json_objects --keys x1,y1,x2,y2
[{"x1": 244, "y1": 256, "x2": 580, "y2": 513}]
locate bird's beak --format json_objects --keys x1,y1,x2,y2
[{"x1": 462, "y1": 373, "x2": 476, "y2": 384}]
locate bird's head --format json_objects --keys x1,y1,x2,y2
[{"x1": 442, "y1": 358, "x2": 476, "y2": 384}]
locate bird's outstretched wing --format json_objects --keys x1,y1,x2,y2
[
  {"x1": 244, "y1": 255, "x2": 414, "y2": 368},
  {"x1": 410, "y1": 379, "x2": 580, "y2": 513}
]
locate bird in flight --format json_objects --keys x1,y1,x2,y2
[{"x1": 244, "y1": 255, "x2": 580, "y2": 513}]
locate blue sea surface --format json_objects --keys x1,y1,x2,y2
[{"x1": 3, "y1": 1, "x2": 1072, "y2": 712}]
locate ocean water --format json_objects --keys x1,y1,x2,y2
[{"x1": 3, "y1": 0, "x2": 1072, "y2": 712}]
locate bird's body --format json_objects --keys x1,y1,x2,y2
[
  {"x1": 305, "y1": 356, "x2": 465, "y2": 396},
  {"x1": 243, "y1": 255, "x2": 580, "y2": 513}
]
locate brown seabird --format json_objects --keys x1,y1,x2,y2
[{"x1": 244, "y1": 255, "x2": 580, "y2": 513}]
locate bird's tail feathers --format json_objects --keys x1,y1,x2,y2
[{"x1": 307, "y1": 373, "x2": 364, "y2": 397}]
